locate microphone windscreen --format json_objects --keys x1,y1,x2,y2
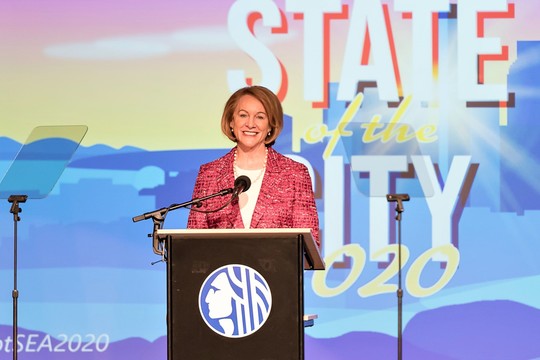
[{"x1": 234, "y1": 175, "x2": 251, "y2": 193}]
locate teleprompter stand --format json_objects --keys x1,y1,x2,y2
[
  {"x1": 387, "y1": 193, "x2": 410, "y2": 360},
  {"x1": 0, "y1": 126, "x2": 87, "y2": 360},
  {"x1": 7, "y1": 195, "x2": 26, "y2": 360}
]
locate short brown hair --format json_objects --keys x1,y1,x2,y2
[{"x1": 221, "y1": 86, "x2": 283, "y2": 146}]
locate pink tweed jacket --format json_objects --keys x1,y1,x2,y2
[{"x1": 187, "y1": 147, "x2": 320, "y2": 247}]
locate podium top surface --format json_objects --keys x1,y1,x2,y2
[
  {"x1": 157, "y1": 228, "x2": 324, "y2": 270},
  {"x1": 158, "y1": 227, "x2": 311, "y2": 237}
]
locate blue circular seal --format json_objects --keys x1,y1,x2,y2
[{"x1": 199, "y1": 264, "x2": 272, "y2": 338}]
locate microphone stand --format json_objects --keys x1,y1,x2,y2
[
  {"x1": 132, "y1": 188, "x2": 233, "y2": 257},
  {"x1": 395, "y1": 200, "x2": 404, "y2": 360},
  {"x1": 386, "y1": 193, "x2": 409, "y2": 360},
  {"x1": 8, "y1": 194, "x2": 28, "y2": 360}
]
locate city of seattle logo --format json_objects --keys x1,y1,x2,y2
[{"x1": 199, "y1": 264, "x2": 272, "y2": 338}]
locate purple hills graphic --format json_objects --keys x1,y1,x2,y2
[
  {"x1": 306, "y1": 300, "x2": 540, "y2": 360},
  {"x1": 403, "y1": 300, "x2": 540, "y2": 360},
  {"x1": 1, "y1": 300, "x2": 538, "y2": 359}
]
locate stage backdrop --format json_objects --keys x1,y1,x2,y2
[{"x1": 1, "y1": 0, "x2": 540, "y2": 359}]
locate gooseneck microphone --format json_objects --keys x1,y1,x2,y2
[{"x1": 233, "y1": 175, "x2": 251, "y2": 197}]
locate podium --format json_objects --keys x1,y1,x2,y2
[{"x1": 156, "y1": 228, "x2": 324, "y2": 360}]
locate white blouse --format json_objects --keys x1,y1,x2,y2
[{"x1": 234, "y1": 166, "x2": 265, "y2": 228}]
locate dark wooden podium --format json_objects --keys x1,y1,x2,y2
[{"x1": 156, "y1": 228, "x2": 324, "y2": 360}]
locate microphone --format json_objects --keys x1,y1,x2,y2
[{"x1": 233, "y1": 175, "x2": 251, "y2": 197}]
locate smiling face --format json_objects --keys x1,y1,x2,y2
[
  {"x1": 220, "y1": 86, "x2": 283, "y2": 147},
  {"x1": 229, "y1": 94, "x2": 271, "y2": 152}
]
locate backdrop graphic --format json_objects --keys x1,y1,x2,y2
[{"x1": 1, "y1": 0, "x2": 540, "y2": 359}]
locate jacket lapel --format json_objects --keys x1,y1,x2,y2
[
  {"x1": 250, "y1": 147, "x2": 279, "y2": 228},
  {"x1": 217, "y1": 149, "x2": 244, "y2": 228}
]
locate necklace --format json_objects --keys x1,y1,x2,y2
[{"x1": 234, "y1": 147, "x2": 268, "y2": 184}]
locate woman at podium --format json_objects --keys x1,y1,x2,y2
[{"x1": 187, "y1": 85, "x2": 320, "y2": 247}]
